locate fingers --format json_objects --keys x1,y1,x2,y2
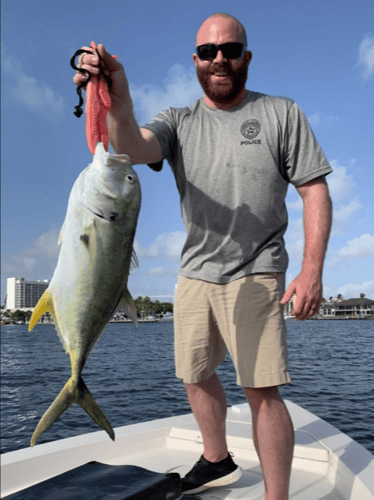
[
  {"x1": 72, "y1": 44, "x2": 122, "y2": 88},
  {"x1": 281, "y1": 272, "x2": 322, "y2": 321},
  {"x1": 96, "y1": 44, "x2": 120, "y2": 71},
  {"x1": 280, "y1": 284, "x2": 294, "y2": 305},
  {"x1": 72, "y1": 46, "x2": 102, "y2": 87},
  {"x1": 291, "y1": 297, "x2": 321, "y2": 321}
]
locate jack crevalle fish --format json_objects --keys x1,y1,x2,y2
[{"x1": 28, "y1": 142, "x2": 141, "y2": 446}]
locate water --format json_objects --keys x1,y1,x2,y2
[{"x1": 1, "y1": 320, "x2": 373, "y2": 455}]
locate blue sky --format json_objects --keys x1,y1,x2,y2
[{"x1": 1, "y1": 0, "x2": 374, "y2": 305}]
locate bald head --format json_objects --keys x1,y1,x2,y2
[
  {"x1": 193, "y1": 13, "x2": 252, "y2": 109},
  {"x1": 196, "y1": 13, "x2": 247, "y2": 48}
]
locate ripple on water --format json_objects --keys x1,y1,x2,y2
[{"x1": 1, "y1": 320, "x2": 373, "y2": 455}]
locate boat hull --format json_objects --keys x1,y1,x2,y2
[{"x1": 2, "y1": 401, "x2": 374, "y2": 499}]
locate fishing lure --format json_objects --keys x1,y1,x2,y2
[{"x1": 70, "y1": 41, "x2": 117, "y2": 154}]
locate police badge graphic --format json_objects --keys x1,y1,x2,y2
[{"x1": 240, "y1": 119, "x2": 261, "y2": 139}]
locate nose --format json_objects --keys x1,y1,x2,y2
[{"x1": 213, "y1": 49, "x2": 227, "y2": 63}]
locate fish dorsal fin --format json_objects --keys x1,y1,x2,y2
[
  {"x1": 29, "y1": 289, "x2": 54, "y2": 331},
  {"x1": 115, "y1": 288, "x2": 138, "y2": 328},
  {"x1": 130, "y1": 249, "x2": 139, "y2": 273}
]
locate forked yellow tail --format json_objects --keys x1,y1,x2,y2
[{"x1": 30, "y1": 376, "x2": 115, "y2": 447}]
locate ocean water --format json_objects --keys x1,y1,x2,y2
[{"x1": 1, "y1": 319, "x2": 373, "y2": 455}]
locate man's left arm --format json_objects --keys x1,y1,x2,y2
[{"x1": 280, "y1": 176, "x2": 333, "y2": 320}]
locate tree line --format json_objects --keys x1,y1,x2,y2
[
  {"x1": 1, "y1": 296, "x2": 174, "y2": 324},
  {"x1": 134, "y1": 296, "x2": 173, "y2": 318}
]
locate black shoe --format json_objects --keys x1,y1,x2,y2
[{"x1": 181, "y1": 453, "x2": 243, "y2": 494}]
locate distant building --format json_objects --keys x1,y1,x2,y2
[
  {"x1": 333, "y1": 298, "x2": 374, "y2": 318},
  {"x1": 321, "y1": 298, "x2": 374, "y2": 318},
  {"x1": 6, "y1": 277, "x2": 50, "y2": 310}
]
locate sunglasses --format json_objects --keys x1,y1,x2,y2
[{"x1": 196, "y1": 42, "x2": 246, "y2": 60}]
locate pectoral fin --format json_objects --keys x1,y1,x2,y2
[
  {"x1": 29, "y1": 289, "x2": 54, "y2": 331},
  {"x1": 130, "y1": 249, "x2": 139, "y2": 272},
  {"x1": 115, "y1": 288, "x2": 138, "y2": 328}
]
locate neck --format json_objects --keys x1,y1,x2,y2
[{"x1": 203, "y1": 89, "x2": 248, "y2": 110}]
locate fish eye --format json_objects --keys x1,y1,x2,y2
[{"x1": 126, "y1": 174, "x2": 134, "y2": 183}]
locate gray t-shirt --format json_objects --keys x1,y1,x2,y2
[{"x1": 142, "y1": 91, "x2": 332, "y2": 283}]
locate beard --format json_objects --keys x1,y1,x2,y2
[{"x1": 196, "y1": 59, "x2": 248, "y2": 104}]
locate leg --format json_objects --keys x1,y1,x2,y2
[
  {"x1": 185, "y1": 372, "x2": 228, "y2": 462},
  {"x1": 244, "y1": 386, "x2": 294, "y2": 500}
]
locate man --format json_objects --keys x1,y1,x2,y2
[{"x1": 74, "y1": 13, "x2": 333, "y2": 499}]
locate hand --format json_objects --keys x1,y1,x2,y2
[
  {"x1": 280, "y1": 271, "x2": 323, "y2": 321},
  {"x1": 72, "y1": 43, "x2": 131, "y2": 115}
]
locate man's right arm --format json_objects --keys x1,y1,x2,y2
[{"x1": 73, "y1": 43, "x2": 162, "y2": 165}]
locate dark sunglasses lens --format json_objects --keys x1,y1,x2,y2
[
  {"x1": 222, "y1": 43, "x2": 244, "y2": 58},
  {"x1": 197, "y1": 45, "x2": 217, "y2": 60},
  {"x1": 197, "y1": 43, "x2": 244, "y2": 60}
]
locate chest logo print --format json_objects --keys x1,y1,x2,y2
[{"x1": 240, "y1": 119, "x2": 261, "y2": 139}]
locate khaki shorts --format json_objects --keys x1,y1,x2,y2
[{"x1": 174, "y1": 274, "x2": 291, "y2": 388}]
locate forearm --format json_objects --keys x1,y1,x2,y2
[
  {"x1": 300, "y1": 179, "x2": 333, "y2": 276},
  {"x1": 108, "y1": 105, "x2": 162, "y2": 166},
  {"x1": 108, "y1": 108, "x2": 143, "y2": 159}
]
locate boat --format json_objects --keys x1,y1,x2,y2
[{"x1": 2, "y1": 400, "x2": 374, "y2": 499}]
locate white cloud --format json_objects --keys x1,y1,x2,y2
[
  {"x1": 1, "y1": 228, "x2": 60, "y2": 285},
  {"x1": 1, "y1": 46, "x2": 64, "y2": 122},
  {"x1": 147, "y1": 267, "x2": 176, "y2": 276},
  {"x1": 130, "y1": 64, "x2": 201, "y2": 124},
  {"x1": 134, "y1": 240, "x2": 158, "y2": 258},
  {"x1": 357, "y1": 33, "x2": 374, "y2": 81},
  {"x1": 328, "y1": 233, "x2": 374, "y2": 268},
  {"x1": 327, "y1": 160, "x2": 361, "y2": 230},
  {"x1": 336, "y1": 281, "x2": 374, "y2": 300},
  {"x1": 135, "y1": 231, "x2": 186, "y2": 261},
  {"x1": 333, "y1": 198, "x2": 361, "y2": 227},
  {"x1": 328, "y1": 160, "x2": 355, "y2": 201},
  {"x1": 308, "y1": 112, "x2": 340, "y2": 127},
  {"x1": 286, "y1": 159, "x2": 360, "y2": 225},
  {"x1": 287, "y1": 198, "x2": 303, "y2": 211},
  {"x1": 285, "y1": 236, "x2": 304, "y2": 263}
]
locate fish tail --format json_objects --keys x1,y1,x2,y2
[
  {"x1": 30, "y1": 376, "x2": 115, "y2": 447},
  {"x1": 75, "y1": 377, "x2": 115, "y2": 442}
]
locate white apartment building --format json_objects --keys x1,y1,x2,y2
[{"x1": 6, "y1": 277, "x2": 50, "y2": 310}]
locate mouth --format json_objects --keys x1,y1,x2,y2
[
  {"x1": 211, "y1": 74, "x2": 231, "y2": 85},
  {"x1": 212, "y1": 72, "x2": 231, "y2": 79}
]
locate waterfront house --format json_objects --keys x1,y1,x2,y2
[
  {"x1": 333, "y1": 298, "x2": 374, "y2": 318},
  {"x1": 321, "y1": 298, "x2": 374, "y2": 319}
]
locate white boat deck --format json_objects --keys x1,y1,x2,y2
[{"x1": 2, "y1": 400, "x2": 374, "y2": 499}]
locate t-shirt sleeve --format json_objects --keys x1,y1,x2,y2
[
  {"x1": 141, "y1": 108, "x2": 177, "y2": 171},
  {"x1": 284, "y1": 102, "x2": 332, "y2": 186}
]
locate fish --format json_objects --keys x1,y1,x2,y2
[{"x1": 28, "y1": 141, "x2": 141, "y2": 446}]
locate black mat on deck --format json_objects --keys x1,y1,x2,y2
[{"x1": 6, "y1": 461, "x2": 181, "y2": 500}]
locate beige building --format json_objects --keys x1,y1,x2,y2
[{"x1": 321, "y1": 298, "x2": 374, "y2": 318}]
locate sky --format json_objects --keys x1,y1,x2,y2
[{"x1": 1, "y1": 0, "x2": 374, "y2": 306}]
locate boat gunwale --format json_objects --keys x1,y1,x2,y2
[{"x1": 1, "y1": 401, "x2": 374, "y2": 499}]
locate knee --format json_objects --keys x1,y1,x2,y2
[{"x1": 243, "y1": 386, "x2": 281, "y2": 405}]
